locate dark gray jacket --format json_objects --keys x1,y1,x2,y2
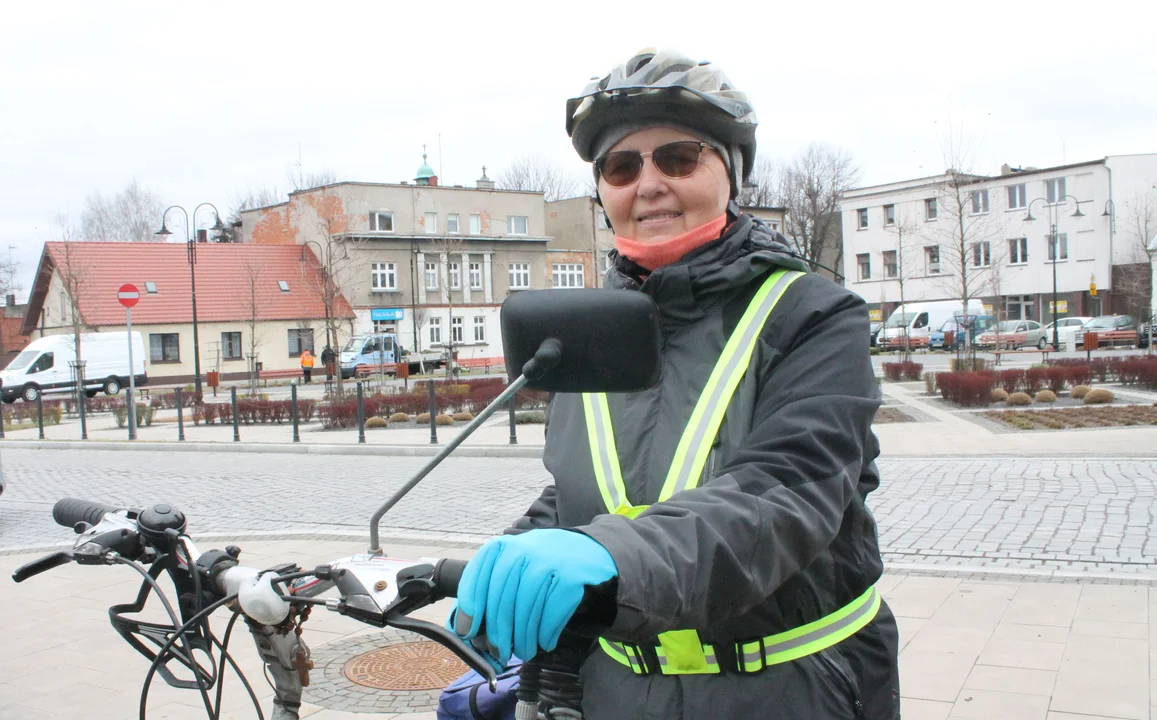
[{"x1": 513, "y1": 214, "x2": 899, "y2": 719}]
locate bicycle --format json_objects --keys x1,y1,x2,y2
[{"x1": 10, "y1": 288, "x2": 661, "y2": 720}]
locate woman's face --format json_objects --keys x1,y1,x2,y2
[{"x1": 597, "y1": 126, "x2": 731, "y2": 243}]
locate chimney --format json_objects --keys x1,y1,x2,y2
[
  {"x1": 1000, "y1": 163, "x2": 1013, "y2": 176},
  {"x1": 197, "y1": 229, "x2": 209, "y2": 243},
  {"x1": 4, "y1": 293, "x2": 14, "y2": 307},
  {"x1": 476, "y1": 165, "x2": 495, "y2": 190},
  {"x1": 427, "y1": 175, "x2": 439, "y2": 187}
]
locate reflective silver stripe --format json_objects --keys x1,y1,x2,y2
[
  {"x1": 585, "y1": 393, "x2": 625, "y2": 510},
  {"x1": 743, "y1": 587, "x2": 881, "y2": 665},
  {"x1": 662, "y1": 271, "x2": 801, "y2": 498}
]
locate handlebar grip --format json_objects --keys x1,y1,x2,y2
[
  {"x1": 432, "y1": 558, "x2": 468, "y2": 598},
  {"x1": 52, "y1": 498, "x2": 123, "y2": 529}
]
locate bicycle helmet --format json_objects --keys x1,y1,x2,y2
[{"x1": 566, "y1": 48, "x2": 758, "y2": 198}]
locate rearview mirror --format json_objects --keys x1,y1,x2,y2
[{"x1": 501, "y1": 289, "x2": 661, "y2": 393}]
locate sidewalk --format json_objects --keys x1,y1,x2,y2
[{"x1": 2, "y1": 537, "x2": 1155, "y2": 719}]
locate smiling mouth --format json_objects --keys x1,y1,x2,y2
[{"x1": 637, "y1": 211, "x2": 682, "y2": 223}]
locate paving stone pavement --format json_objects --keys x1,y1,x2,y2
[{"x1": 4, "y1": 449, "x2": 1157, "y2": 578}]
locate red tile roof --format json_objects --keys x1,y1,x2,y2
[{"x1": 26, "y1": 242, "x2": 354, "y2": 332}]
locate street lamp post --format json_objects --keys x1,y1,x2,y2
[
  {"x1": 1024, "y1": 194, "x2": 1086, "y2": 349},
  {"x1": 299, "y1": 240, "x2": 334, "y2": 356},
  {"x1": 156, "y1": 204, "x2": 224, "y2": 397}
]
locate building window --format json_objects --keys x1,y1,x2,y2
[
  {"x1": 857, "y1": 208, "x2": 868, "y2": 230},
  {"x1": 372, "y1": 320, "x2": 394, "y2": 333},
  {"x1": 222, "y1": 332, "x2": 242, "y2": 361},
  {"x1": 1046, "y1": 177, "x2": 1066, "y2": 204},
  {"x1": 428, "y1": 317, "x2": 442, "y2": 345},
  {"x1": 277, "y1": 280, "x2": 290, "y2": 293},
  {"x1": 1008, "y1": 237, "x2": 1028, "y2": 264},
  {"x1": 857, "y1": 253, "x2": 871, "y2": 281},
  {"x1": 508, "y1": 216, "x2": 529, "y2": 235},
  {"x1": 1048, "y1": 233, "x2": 1069, "y2": 261},
  {"x1": 473, "y1": 316, "x2": 486, "y2": 343},
  {"x1": 447, "y1": 214, "x2": 459, "y2": 234},
  {"x1": 924, "y1": 246, "x2": 941, "y2": 274},
  {"x1": 451, "y1": 316, "x2": 464, "y2": 343},
  {"x1": 425, "y1": 262, "x2": 438, "y2": 290},
  {"x1": 970, "y1": 189, "x2": 990, "y2": 214},
  {"x1": 509, "y1": 262, "x2": 529, "y2": 289},
  {"x1": 600, "y1": 250, "x2": 613, "y2": 271},
  {"x1": 424, "y1": 212, "x2": 438, "y2": 233},
  {"x1": 469, "y1": 262, "x2": 482, "y2": 289},
  {"x1": 371, "y1": 262, "x2": 397, "y2": 291},
  {"x1": 369, "y1": 212, "x2": 394, "y2": 232},
  {"x1": 1007, "y1": 184, "x2": 1026, "y2": 210},
  {"x1": 924, "y1": 198, "x2": 938, "y2": 221},
  {"x1": 149, "y1": 333, "x2": 180, "y2": 363},
  {"x1": 597, "y1": 212, "x2": 611, "y2": 230},
  {"x1": 882, "y1": 250, "x2": 898, "y2": 278},
  {"x1": 884, "y1": 204, "x2": 895, "y2": 226},
  {"x1": 145, "y1": 281, "x2": 158, "y2": 294},
  {"x1": 552, "y1": 263, "x2": 584, "y2": 288},
  {"x1": 449, "y1": 261, "x2": 461, "y2": 290},
  {"x1": 469, "y1": 214, "x2": 481, "y2": 234},
  {"x1": 971, "y1": 241, "x2": 991, "y2": 267},
  {"x1": 287, "y1": 328, "x2": 314, "y2": 358}
]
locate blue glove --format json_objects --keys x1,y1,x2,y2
[{"x1": 451, "y1": 529, "x2": 617, "y2": 665}]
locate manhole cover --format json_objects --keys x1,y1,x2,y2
[{"x1": 343, "y1": 641, "x2": 467, "y2": 690}]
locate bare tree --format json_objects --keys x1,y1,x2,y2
[
  {"x1": 1118, "y1": 189, "x2": 1156, "y2": 350},
  {"x1": 429, "y1": 235, "x2": 467, "y2": 380},
  {"x1": 738, "y1": 156, "x2": 782, "y2": 207},
  {"x1": 778, "y1": 143, "x2": 859, "y2": 272},
  {"x1": 497, "y1": 158, "x2": 581, "y2": 201},
  {"x1": 52, "y1": 216, "x2": 92, "y2": 409},
  {"x1": 81, "y1": 179, "x2": 165, "y2": 242},
  {"x1": 241, "y1": 261, "x2": 265, "y2": 393},
  {"x1": 289, "y1": 168, "x2": 338, "y2": 193},
  {"x1": 883, "y1": 212, "x2": 922, "y2": 360}
]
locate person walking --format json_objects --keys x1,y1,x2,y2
[
  {"x1": 321, "y1": 345, "x2": 336, "y2": 382},
  {"x1": 450, "y1": 48, "x2": 900, "y2": 719},
  {"x1": 299, "y1": 348, "x2": 315, "y2": 384}
]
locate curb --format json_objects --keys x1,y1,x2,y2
[
  {"x1": 0, "y1": 439, "x2": 544, "y2": 458},
  {"x1": 886, "y1": 561, "x2": 1157, "y2": 585}
]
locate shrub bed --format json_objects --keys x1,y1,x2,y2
[
  {"x1": 1034, "y1": 390, "x2": 1057, "y2": 404},
  {"x1": 936, "y1": 371, "x2": 994, "y2": 407},
  {"x1": 883, "y1": 362, "x2": 923, "y2": 382},
  {"x1": 984, "y1": 405, "x2": 1157, "y2": 430},
  {"x1": 1007, "y1": 392, "x2": 1033, "y2": 406}
]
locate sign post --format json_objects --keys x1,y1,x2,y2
[{"x1": 118, "y1": 284, "x2": 140, "y2": 440}]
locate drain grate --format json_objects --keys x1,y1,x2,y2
[{"x1": 342, "y1": 641, "x2": 467, "y2": 690}]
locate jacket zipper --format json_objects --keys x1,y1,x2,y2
[{"x1": 816, "y1": 649, "x2": 865, "y2": 719}]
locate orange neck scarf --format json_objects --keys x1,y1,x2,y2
[{"x1": 614, "y1": 215, "x2": 728, "y2": 272}]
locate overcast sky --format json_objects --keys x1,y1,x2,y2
[{"x1": 2, "y1": 0, "x2": 1153, "y2": 297}]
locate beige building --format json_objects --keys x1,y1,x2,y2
[{"x1": 239, "y1": 161, "x2": 582, "y2": 362}]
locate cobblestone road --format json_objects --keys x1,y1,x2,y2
[{"x1": 3, "y1": 450, "x2": 1157, "y2": 576}]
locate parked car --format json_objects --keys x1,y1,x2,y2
[
  {"x1": 929, "y1": 314, "x2": 995, "y2": 350},
  {"x1": 0, "y1": 332, "x2": 147, "y2": 403},
  {"x1": 1075, "y1": 315, "x2": 1137, "y2": 348},
  {"x1": 976, "y1": 320, "x2": 1045, "y2": 350},
  {"x1": 1139, "y1": 316, "x2": 1155, "y2": 349},
  {"x1": 869, "y1": 321, "x2": 883, "y2": 347},
  {"x1": 1041, "y1": 316, "x2": 1093, "y2": 349},
  {"x1": 877, "y1": 299, "x2": 985, "y2": 350}
]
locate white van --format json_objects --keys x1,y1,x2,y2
[
  {"x1": 0, "y1": 332, "x2": 147, "y2": 403},
  {"x1": 877, "y1": 299, "x2": 985, "y2": 349}
]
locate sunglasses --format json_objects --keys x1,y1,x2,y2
[{"x1": 595, "y1": 141, "x2": 716, "y2": 188}]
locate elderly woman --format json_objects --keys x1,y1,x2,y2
[{"x1": 453, "y1": 49, "x2": 899, "y2": 719}]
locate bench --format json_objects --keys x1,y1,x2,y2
[
  {"x1": 1080, "y1": 330, "x2": 1139, "y2": 349},
  {"x1": 257, "y1": 368, "x2": 304, "y2": 387},
  {"x1": 991, "y1": 348, "x2": 1052, "y2": 366}
]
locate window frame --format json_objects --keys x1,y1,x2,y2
[
  {"x1": 924, "y1": 245, "x2": 941, "y2": 274},
  {"x1": 551, "y1": 262, "x2": 584, "y2": 288},
  {"x1": 287, "y1": 328, "x2": 314, "y2": 358},
  {"x1": 924, "y1": 198, "x2": 938, "y2": 221},
  {"x1": 971, "y1": 241, "x2": 991, "y2": 268},
  {"x1": 371, "y1": 261, "x2": 398, "y2": 292},
  {"x1": 882, "y1": 250, "x2": 898, "y2": 279},
  {"x1": 149, "y1": 333, "x2": 181, "y2": 363},
  {"x1": 1046, "y1": 177, "x2": 1067, "y2": 204},
  {"x1": 509, "y1": 262, "x2": 530, "y2": 289},
  {"x1": 469, "y1": 261, "x2": 482, "y2": 290},
  {"x1": 448, "y1": 261, "x2": 461, "y2": 290},
  {"x1": 1047, "y1": 232, "x2": 1069, "y2": 262},
  {"x1": 428, "y1": 317, "x2": 442, "y2": 345},
  {"x1": 856, "y1": 253, "x2": 871, "y2": 281},
  {"x1": 469, "y1": 214, "x2": 481, "y2": 234},
  {"x1": 856, "y1": 208, "x2": 868, "y2": 230},
  {"x1": 1007, "y1": 184, "x2": 1027, "y2": 210},
  {"x1": 425, "y1": 261, "x2": 439, "y2": 290},
  {"x1": 473, "y1": 315, "x2": 486, "y2": 343},
  {"x1": 221, "y1": 331, "x2": 243, "y2": 361},
  {"x1": 883, "y1": 204, "x2": 896, "y2": 226},
  {"x1": 970, "y1": 189, "x2": 990, "y2": 215},
  {"x1": 424, "y1": 212, "x2": 438, "y2": 234},
  {"x1": 451, "y1": 316, "x2": 464, "y2": 344},
  {"x1": 447, "y1": 213, "x2": 460, "y2": 234},
  {"x1": 1008, "y1": 237, "x2": 1029, "y2": 265},
  {"x1": 508, "y1": 216, "x2": 529, "y2": 235},
  {"x1": 369, "y1": 211, "x2": 395, "y2": 232}
]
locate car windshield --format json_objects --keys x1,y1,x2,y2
[
  {"x1": 342, "y1": 337, "x2": 365, "y2": 352},
  {"x1": 996, "y1": 321, "x2": 1021, "y2": 332},
  {"x1": 885, "y1": 312, "x2": 914, "y2": 328},
  {"x1": 1084, "y1": 317, "x2": 1116, "y2": 329},
  {"x1": 5, "y1": 350, "x2": 37, "y2": 371},
  {"x1": 938, "y1": 319, "x2": 958, "y2": 332}
]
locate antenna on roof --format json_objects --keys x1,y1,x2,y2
[{"x1": 439, "y1": 133, "x2": 443, "y2": 182}]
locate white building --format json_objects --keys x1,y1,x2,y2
[{"x1": 840, "y1": 154, "x2": 1157, "y2": 326}]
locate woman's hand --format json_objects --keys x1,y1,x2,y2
[{"x1": 450, "y1": 529, "x2": 618, "y2": 665}]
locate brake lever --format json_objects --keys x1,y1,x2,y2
[
  {"x1": 386, "y1": 611, "x2": 498, "y2": 690},
  {"x1": 12, "y1": 551, "x2": 75, "y2": 583}
]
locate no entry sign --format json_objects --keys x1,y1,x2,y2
[{"x1": 118, "y1": 284, "x2": 140, "y2": 308}]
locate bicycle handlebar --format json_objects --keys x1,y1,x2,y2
[{"x1": 52, "y1": 497, "x2": 122, "y2": 528}]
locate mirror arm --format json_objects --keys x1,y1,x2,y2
[{"x1": 368, "y1": 363, "x2": 538, "y2": 553}]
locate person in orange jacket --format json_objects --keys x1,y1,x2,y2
[{"x1": 300, "y1": 349, "x2": 315, "y2": 384}]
